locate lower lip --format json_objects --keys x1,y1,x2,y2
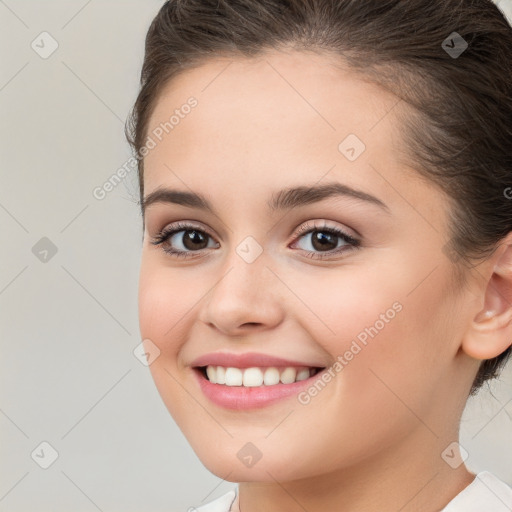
[{"x1": 193, "y1": 368, "x2": 323, "y2": 410}]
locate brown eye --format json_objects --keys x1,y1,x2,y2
[
  {"x1": 178, "y1": 230, "x2": 210, "y2": 251},
  {"x1": 150, "y1": 222, "x2": 219, "y2": 258},
  {"x1": 291, "y1": 221, "x2": 361, "y2": 260}
]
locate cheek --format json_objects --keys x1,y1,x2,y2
[
  {"x1": 339, "y1": 275, "x2": 457, "y2": 423},
  {"x1": 138, "y1": 258, "x2": 202, "y2": 419},
  {"x1": 138, "y1": 257, "x2": 200, "y2": 354},
  {"x1": 300, "y1": 258, "x2": 457, "y2": 407}
]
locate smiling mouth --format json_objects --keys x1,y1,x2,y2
[{"x1": 195, "y1": 365, "x2": 325, "y2": 387}]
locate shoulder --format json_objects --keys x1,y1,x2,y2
[
  {"x1": 187, "y1": 488, "x2": 237, "y2": 512},
  {"x1": 441, "y1": 471, "x2": 512, "y2": 511}
]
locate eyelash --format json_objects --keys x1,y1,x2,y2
[{"x1": 150, "y1": 221, "x2": 361, "y2": 260}]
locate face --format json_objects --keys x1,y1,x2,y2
[{"x1": 138, "y1": 50, "x2": 478, "y2": 482}]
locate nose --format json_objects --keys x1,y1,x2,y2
[{"x1": 198, "y1": 251, "x2": 285, "y2": 337}]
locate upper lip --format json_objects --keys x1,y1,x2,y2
[{"x1": 190, "y1": 351, "x2": 326, "y2": 369}]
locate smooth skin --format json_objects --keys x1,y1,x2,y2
[{"x1": 138, "y1": 49, "x2": 512, "y2": 511}]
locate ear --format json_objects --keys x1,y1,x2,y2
[{"x1": 462, "y1": 233, "x2": 512, "y2": 360}]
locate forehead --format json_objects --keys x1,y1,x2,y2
[
  {"x1": 143, "y1": 50, "x2": 423, "y2": 207},
  {"x1": 147, "y1": 49, "x2": 401, "y2": 142}
]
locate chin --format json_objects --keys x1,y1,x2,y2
[{"x1": 190, "y1": 439, "x2": 322, "y2": 483}]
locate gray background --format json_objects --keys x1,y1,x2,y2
[{"x1": 1, "y1": 1, "x2": 511, "y2": 511}]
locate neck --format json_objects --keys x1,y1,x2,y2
[{"x1": 231, "y1": 426, "x2": 475, "y2": 512}]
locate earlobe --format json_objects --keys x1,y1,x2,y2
[{"x1": 461, "y1": 234, "x2": 512, "y2": 361}]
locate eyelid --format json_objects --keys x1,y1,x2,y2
[
  {"x1": 152, "y1": 219, "x2": 357, "y2": 244},
  {"x1": 150, "y1": 220, "x2": 217, "y2": 245},
  {"x1": 292, "y1": 219, "x2": 359, "y2": 241},
  {"x1": 151, "y1": 218, "x2": 361, "y2": 261}
]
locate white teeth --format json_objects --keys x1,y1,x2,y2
[
  {"x1": 225, "y1": 367, "x2": 243, "y2": 386},
  {"x1": 203, "y1": 365, "x2": 317, "y2": 386},
  {"x1": 280, "y1": 367, "x2": 296, "y2": 384},
  {"x1": 242, "y1": 367, "x2": 263, "y2": 387},
  {"x1": 206, "y1": 365, "x2": 216, "y2": 384},
  {"x1": 263, "y1": 367, "x2": 280, "y2": 386},
  {"x1": 216, "y1": 366, "x2": 226, "y2": 385},
  {"x1": 296, "y1": 368, "x2": 310, "y2": 381}
]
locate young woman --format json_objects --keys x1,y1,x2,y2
[{"x1": 125, "y1": 1, "x2": 512, "y2": 510}]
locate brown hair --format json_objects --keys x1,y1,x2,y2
[{"x1": 125, "y1": 0, "x2": 512, "y2": 395}]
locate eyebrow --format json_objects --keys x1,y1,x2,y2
[{"x1": 142, "y1": 182, "x2": 390, "y2": 215}]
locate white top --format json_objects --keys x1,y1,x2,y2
[{"x1": 189, "y1": 472, "x2": 512, "y2": 511}]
